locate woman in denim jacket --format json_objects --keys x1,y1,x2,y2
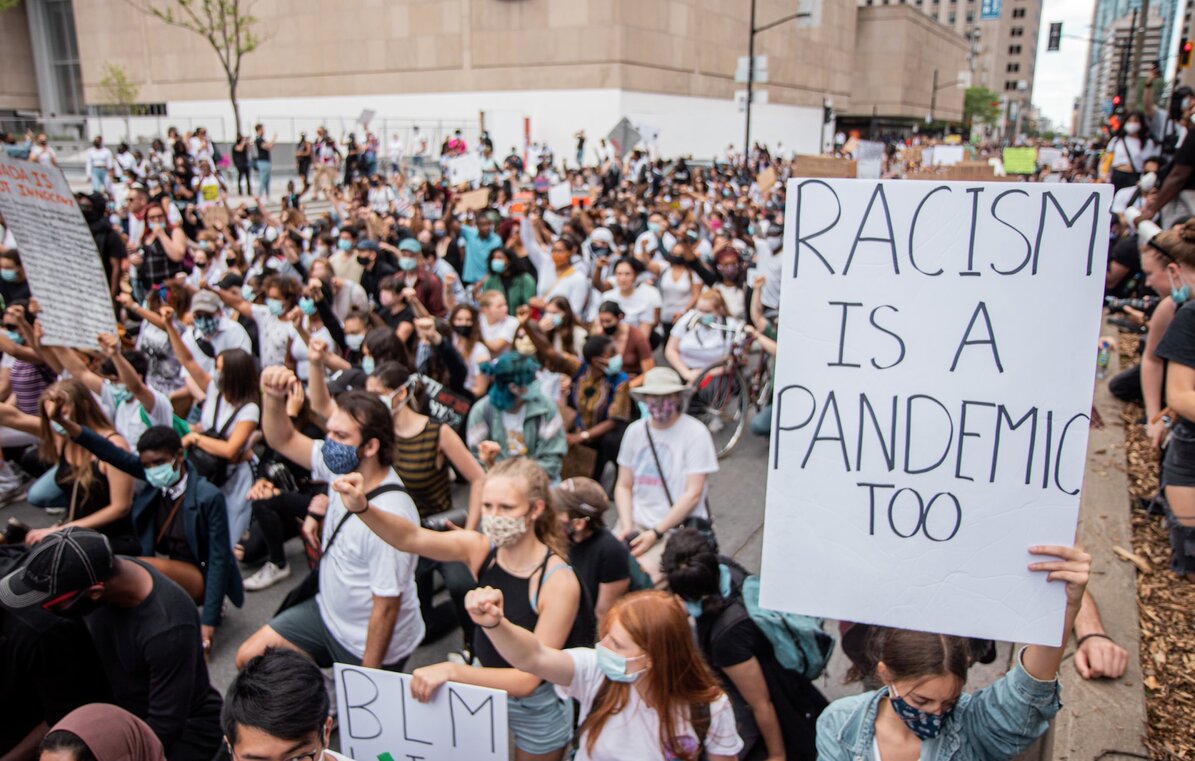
[{"x1": 816, "y1": 544, "x2": 1090, "y2": 761}]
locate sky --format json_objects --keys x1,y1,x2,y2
[{"x1": 1034, "y1": 0, "x2": 1097, "y2": 132}]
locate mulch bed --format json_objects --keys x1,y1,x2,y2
[{"x1": 1116, "y1": 333, "x2": 1195, "y2": 760}]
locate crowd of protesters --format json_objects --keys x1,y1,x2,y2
[{"x1": 0, "y1": 115, "x2": 1143, "y2": 761}]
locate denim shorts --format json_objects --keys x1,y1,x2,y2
[
  {"x1": 507, "y1": 680, "x2": 573, "y2": 754},
  {"x1": 270, "y1": 597, "x2": 407, "y2": 671}
]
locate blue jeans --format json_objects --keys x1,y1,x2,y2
[
  {"x1": 28, "y1": 465, "x2": 65, "y2": 507},
  {"x1": 750, "y1": 404, "x2": 772, "y2": 437},
  {"x1": 255, "y1": 160, "x2": 271, "y2": 197},
  {"x1": 90, "y1": 167, "x2": 108, "y2": 193}
]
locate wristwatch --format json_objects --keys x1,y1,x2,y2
[{"x1": 580, "y1": 430, "x2": 591, "y2": 441}]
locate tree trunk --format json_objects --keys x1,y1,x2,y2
[{"x1": 228, "y1": 77, "x2": 241, "y2": 141}]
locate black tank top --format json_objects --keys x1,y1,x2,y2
[{"x1": 472, "y1": 547, "x2": 595, "y2": 667}]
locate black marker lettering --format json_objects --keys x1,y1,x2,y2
[
  {"x1": 859, "y1": 482, "x2": 895, "y2": 535},
  {"x1": 961, "y1": 187, "x2": 984, "y2": 276},
  {"x1": 1053, "y1": 413, "x2": 1090, "y2": 495},
  {"x1": 907, "y1": 185, "x2": 949, "y2": 276},
  {"x1": 844, "y1": 184, "x2": 900, "y2": 276},
  {"x1": 989, "y1": 189, "x2": 1033, "y2": 275},
  {"x1": 802, "y1": 390, "x2": 852, "y2": 471},
  {"x1": 857, "y1": 394, "x2": 897, "y2": 471},
  {"x1": 904, "y1": 395, "x2": 954, "y2": 475},
  {"x1": 950, "y1": 301, "x2": 1004, "y2": 373},
  {"x1": 792, "y1": 180, "x2": 841, "y2": 277},
  {"x1": 341, "y1": 669, "x2": 383, "y2": 740},
  {"x1": 869, "y1": 305, "x2": 906, "y2": 370},
  {"x1": 829, "y1": 301, "x2": 864, "y2": 367},
  {"x1": 1034, "y1": 191, "x2": 1103, "y2": 276},
  {"x1": 955, "y1": 400, "x2": 996, "y2": 482},
  {"x1": 449, "y1": 688, "x2": 497, "y2": 753},
  {"x1": 772, "y1": 385, "x2": 817, "y2": 470},
  {"x1": 992, "y1": 405, "x2": 1038, "y2": 485}
]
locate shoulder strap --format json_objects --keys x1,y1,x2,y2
[
  {"x1": 644, "y1": 423, "x2": 675, "y2": 506},
  {"x1": 326, "y1": 483, "x2": 409, "y2": 554},
  {"x1": 690, "y1": 701, "x2": 711, "y2": 753},
  {"x1": 478, "y1": 544, "x2": 500, "y2": 579}
]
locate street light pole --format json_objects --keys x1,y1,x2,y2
[
  {"x1": 742, "y1": 1, "x2": 812, "y2": 164},
  {"x1": 744, "y1": 0, "x2": 756, "y2": 163}
]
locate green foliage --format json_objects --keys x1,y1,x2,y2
[
  {"x1": 98, "y1": 62, "x2": 139, "y2": 108},
  {"x1": 963, "y1": 87, "x2": 1003, "y2": 129},
  {"x1": 0, "y1": 0, "x2": 22, "y2": 12}
]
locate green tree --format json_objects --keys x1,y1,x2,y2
[
  {"x1": 0, "y1": 0, "x2": 22, "y2": 11},
  {"x1": 131, "y1": 0, "x2": 262, "y2": 136},
  {"x1": 964, "y1": 87, "x2": 1003, "y2": 131},
  {"x1": 98, "y1": 62, "x2": 140, "y2": 140}
]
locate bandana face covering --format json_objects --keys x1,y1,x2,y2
[
  {"x1": 480, "y1": 512, "x2": 529, "y2": 547},
  {"x1": 887, "y1": 687, "x2": 954, "y2": 741}
]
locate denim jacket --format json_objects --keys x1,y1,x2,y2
[{"x1": 816, "y1": 648, "x2": 1061, "y2": 761}]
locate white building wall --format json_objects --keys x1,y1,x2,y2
[{"x1": 87, "y1": 88, "x2": 826, "y2": 161}]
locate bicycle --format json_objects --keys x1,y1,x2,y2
[{"x1": 685, "y1": 319, "x2": 773, "y2": 458}]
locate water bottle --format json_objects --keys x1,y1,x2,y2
[{"x1": 1097, "y1": 340, "x2": 1111, "y2": 379}]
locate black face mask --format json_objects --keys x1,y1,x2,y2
[
  {"x1": 356, "y1": 255, "x2": 371, "y2": 266},
  {"x1": 592, "y1": 245, "x2": 611, "y2": 257},
  {"x1": 601, "y1": 323, "x2": 619, "y2": 336},
  {"x1": 452, "y1": 324, "x2": 473, "y2": 338}
]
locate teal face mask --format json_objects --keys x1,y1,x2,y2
[
  {"x1": 111, "y1": 383, "x2": 132, "y2": 407},
  {"x1": 144, "y1": 462, "x2": 179, "y2": 490},
  {"x1": 362, "y1": 356, "x2": 376, "y2": 375},
  {"x1": 266, "y1": 298, "x2": 285, "y2": 317},
  {"x1": 298, "y1": 296, "x2": 317, "y2": 315},
  {"x1": 338, "y1": 239, "x2": 353, "y2": 252},
  {"x1": 490, "y1": 259, "x2": 507, "y2": 274},
  {"x1": 595, "y1": 643, "x2": 647, "y2": 683},
  {"x1": 604, "y1": 354, "x2": 623, "y2": 376}
]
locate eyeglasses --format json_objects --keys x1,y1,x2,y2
[{"x1": 229, "y1": 745, "x2": 325, "y2": 761}]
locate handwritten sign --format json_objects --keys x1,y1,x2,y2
[
  {"x1": 1003, "y1": 147, "x2": 1038, "y2": 175},
  {"x1": 456, "y1": 188, "x2": 491, "y2": 213},
  {"x1": 547, "y1": 182, "x2": 572, "y2": 210},
  {"x1": 761, "y1": 179, "x2": 1110, "y2": 645},
  {"x1": 792, "y1": 155, "x2": 857, "y2": 179},
  {"x1": 415, "y1": 373, "x2": 472, "y2": 431},
  {"x1": 446, "y1": 153, "x2": 483, "y2": 187},
  {"x1": 927, "y1": 145, "x2": 964, "y2": 167},
  {"x1": 0, "y1": 155, "x2": 116, "y2": 349},
  {"x1": 335, "y1": 664, "x2": 508, "y2": 761}
]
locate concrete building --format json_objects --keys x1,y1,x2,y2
[
  {"x1": 3, "y1": 0, "x2": 975, "y2": 157},
  {"x1": 841, "y1": 4, "x2": 969, "y2": 134},
  {"x1": 1078, "y1": 0, "x2": 1185, "y2": 138},
  {"x1": 858, "y1": 0, "x2": 1042, "y2": 138}
]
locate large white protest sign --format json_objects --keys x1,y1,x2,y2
[
  {"x1": 446, "y1": 153, "x2": 483, "y2": 187},
  {"x1": 0, "y1": 155, "x2": 116, "y2": 349},
  {"x1": 547, "y1": 181, "x2": 572, "y2": 209},
  {"x1": 335, "y1": 664, "x2": 508, "y2": 761},
  {"x1": 761, "y1": 179, "x2": 1110, "y2": 646}
]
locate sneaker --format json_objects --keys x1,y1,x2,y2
[
  {"x1": 43, "y1": 506, "x2": 66, "y2": 516},
  {"x1": 243, "y1": 561, "x2": 291, "y2": 591},
  {"x1": 0, "y1": 483, "x2": 27, "y2": 507}
]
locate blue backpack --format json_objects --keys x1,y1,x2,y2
[{"x1": 738, "y1": 573, "x2": 835, "y2": 681}]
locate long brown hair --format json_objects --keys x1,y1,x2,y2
[
  {"x1": 847, "y1": 626, "x2": 971, "y2": 686},
  {"x1": 487, "y1": 457, "x2": 568, "y2": 558},
  {"x1": 579, "y1": 591, "x2": 724, "y2": 761},
  {"x1": 38, "y1": 379, "x2": 115, "y2": 496}
]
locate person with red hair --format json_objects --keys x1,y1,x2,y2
[{"x1": 465, "y1": 587, "x2": 743, "y2": 761}]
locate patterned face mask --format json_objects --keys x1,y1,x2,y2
[
  {"x1": 646, "y1": 396, "x2": 681, "y2": 424},
  {"x1": 480, "y1": 513, "x2": 529, "y2": 548},
  {"x1": 887, "y1": 687, "x2": 954, "y2": 740}
]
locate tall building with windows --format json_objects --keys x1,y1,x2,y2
[
  {"x1": 1078, "y1": 0, "x2": 1184, "y2": 137},
  {"x1": 858, "y1": 0, "x2": 1042, "y2": 137}
]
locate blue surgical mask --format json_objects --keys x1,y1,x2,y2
[
  {"x1": 144, "y1": 462, "x2": 179, "y2": 490},
  {"x1": 595, "y1": 643, "x2": 647, "y2": 683},
  {"x1": 0, "y1": 269, "x2": 18, "y2": 282},
  {"x1": 698, "y1": 313, "x2": 716, "y2": 326},
  {"x1": 241, "y1": 284, "x2": 256, "y2": 302},
  {"x1": 547, "y1": 312, "x2": 563, "y2": 329},
  {"x1": 684, "y1": 599, "x2": 703, "y2": 618},
  {"x1": 321, "y1": 437, "x2": 360, "y2": 475},
  {"x1": 888, "y1": 688, "x2": 954, "y2": 741},
  {"x1": 490, "y1": 259, "x2": 507, "y2": 274},
  {"x1": 4, "y1": 329, "x2": 23, "y2": 345},
  {"x1": 398, "y1": 256, "x2": 418, "y2": 272},
  {"x1": 111, "y1": 383, "x2": 132, "y2": 407},
  {"x1": 298, "y1": 296, "x2": 317, "y2": 315},
  {"x1": 266, "y1": 298, "x2": 285, "y2": 317},
  {"x1": 361, "y1": 355, "x2": 375, "y2": 375},
  {"x1": 647, "y1": 222, "x2": 662, "y2": 235},
  {"x1": 338, "y1": 239, "x2": 353, "y2": 252},
  {"x1": 51, "y1": 421, "x2": 68, "y2": 436},
  {"x1": 345, "y1": 333, "x2": 366, "y2": 351},
  {"x1": 604, "y1": 354, "x2": 623, "y2": 376}
]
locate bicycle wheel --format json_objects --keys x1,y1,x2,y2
[{"x1": 688, "y1": 360, "x2": 749, "y2": 458}]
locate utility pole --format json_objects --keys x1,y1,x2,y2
[
  {"x1": 744, "y1": 0, "x2": 756, "y2": 163},
  {"x1": 742, "y1": 0, "x2": 812, "y2": 163},
  {"x1": 930, "y1": 69, "x2": 939, "y2": 123},
  {"x1": 1132, "y1": 0, "x2": 1151, "y2": 107}
]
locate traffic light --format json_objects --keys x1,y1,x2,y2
[
  {"x1": 823, "y1": 104, "x2": 834, "y2": 124},
  {"x1": 1181, "y1": 39, "x2": 1193, "y2": 68},
  {"x1": 1047, "y1": 23, "x2": 1062, "y2": 52}
]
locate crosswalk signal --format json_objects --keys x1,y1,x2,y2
[{"x1": 1181, "y1": 39, "x2": 1193, "y2": 68}]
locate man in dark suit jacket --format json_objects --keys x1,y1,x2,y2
[{"x1": 51, "y1": 412, "x2": 243, "y2": 653}]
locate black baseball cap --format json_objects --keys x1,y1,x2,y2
[{"x1": 0, "y1": 527, "x2": 114, "y2": 609}]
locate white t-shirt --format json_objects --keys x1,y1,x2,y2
[
  {"x1": 713, "y1": 283, "x2": 746, "y2": 321},
  {"x1": 670, "y1": 310, "x2": 741, "y2": 372},
  {"x1": 461, "y1": 340, "x2": 491, "y2": 393},
  {"x1": 250, "y1": 303, "x2": 293, "y2": 368},
  {"x1": 182, "y1": 317, "x2": 252, "y2": 376},
  {"x1": 289, "y1": 322, "x2": 336, "y2": 381},
  {"x1": 480, "y1": 315, "x2": 519, "y2": 346},
  {"x1": 656, "y1": 264, "x2": 698, "y2": 323},
  {"x1": 100, "y1": 379, "x2": 174, "y2": 449},
  {"x1": 558, "y1": 648, "x2": 743, "y2": 761},
  {"x1": 603, "y1": 284, "x2": 661, "y2": 328},
  {"x1": 1111, "y1": 185, "x2": 1148, "y2": 216},
  {"x1": 540, "y1": 268, "x2": 590, "y2": 316},
  {"x1": 616, "y1": 415, "x2": 718, "y2": 528},
  {"x1": 311, "y1": 441, "x2": 424, "y2": 665}
]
